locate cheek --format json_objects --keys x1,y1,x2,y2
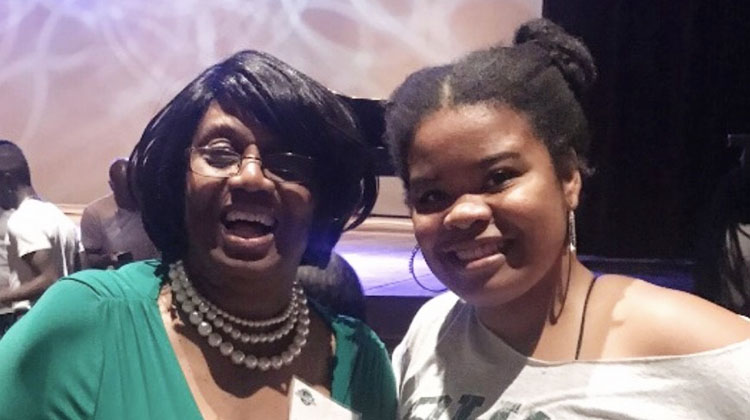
[
  {"x1": 279, "y1": 187, "x2": 316, "y2": 229},
  {"x1": 502, "y1": 184, "x2": 568, "y2": 252},
  {"x1": 276, "y1": 188, "x2": 316, "y2": 258},
  {"x1": 411, "y1": 212, "x2": 442, "y2": 255},
  {"x1": 184, "y1": 176, "x2": 224, "y2": 232}
]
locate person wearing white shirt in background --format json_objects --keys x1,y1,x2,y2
[
  {"x1": 0, "y1": 140, "x2": 79, "y2": 317},
  {"x1": 80, "y1": 158, "x2": 159, "y2": 269}
]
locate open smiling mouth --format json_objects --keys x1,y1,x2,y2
[
  {"x1": 445, "y1": 240, "x2": 512, "y2": 271},
  {"x1": 222, "y1": 209, "x2": 277, "y2": 240}
]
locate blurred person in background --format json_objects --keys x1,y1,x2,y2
[
  {"x1": 0, "y1": 140, "x2": 79, "y2": 318},
  {"x1": 80, "y1": 157, "x2": 158, "y2": 269},
  {"x1": 298, "y1": 251, "x2": 367, "y2": 322}
]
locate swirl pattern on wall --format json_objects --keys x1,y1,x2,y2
[{"x1": 0, "y1": 0, "x2": 539, "y2": 204}]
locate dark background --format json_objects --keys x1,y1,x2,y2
[{"x1": 543, "y1": 0, "x2": 750, "y2": 259}]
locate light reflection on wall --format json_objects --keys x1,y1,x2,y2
[{"x1": 0, "y1": 0, "x2": 540, "y2": 205}]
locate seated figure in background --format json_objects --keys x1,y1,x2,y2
[
  {"x1": 298, "y1": 252, "x2": 367, "y2": 321},
  {"x1": 80, "y1": 158, "x2": 159, "y2": 268}
]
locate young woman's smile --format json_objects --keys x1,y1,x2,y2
[{"x1": 442, "y1": 237, "x2": 511, "y2": 271}]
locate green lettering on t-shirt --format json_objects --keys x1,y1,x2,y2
[
  {"x1": 452, "y1": 394, "x2": 485, "y2": 420},
  {"x1": 488, "y1": 401, "x2": 521, "y2": 420},
  {"x1": 404, "y1": 395, "x2": 452, "y2": 420}
]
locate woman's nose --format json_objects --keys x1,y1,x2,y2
[
  {"x1": 228, "y1": 157, "x2": 274, "y2": 191},
  {"x1": 444, "y1": 196, "x2": 492, "y2": 230}
]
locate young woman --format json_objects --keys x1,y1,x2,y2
[
  {"x1": 0, "y1": 50, "x2": 396, "y2": 419},
  {"x1": 386, "y1": 19, "x2": 750, "y2": 419}
]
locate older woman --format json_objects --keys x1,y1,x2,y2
[
  {"x1": 386, "y1": 19, "x2": 750, "y2": 419},
  {"x1": 0, "y1": 50, "x2": 396, "y2": 419}
]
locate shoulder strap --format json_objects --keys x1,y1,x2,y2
[{"x1": 574, "y1": 274, "x2": 600, "y2": 360}]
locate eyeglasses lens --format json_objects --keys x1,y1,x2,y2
[{"x1": 190, "y1": 148, "x2": 314, "y2": 184}]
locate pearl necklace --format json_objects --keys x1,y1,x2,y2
[{"x1": 169, "y1": 261, "x2": 310, "y2": 371}]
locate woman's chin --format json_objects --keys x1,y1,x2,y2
[
  {"x1": 202, "y1": 238, "x2": 278, "y2": 274},
  {"x1": 443, "y1": 266, "x2": 528, "y2": 307},
  {"x1": 441, "y1": 255, "x2": 504, "y2": 292},
  {"x1": 219, "y1": 226, "x2": 275, "y2": 261},
  {"x1": 203, "y1": 247, "x2": 280, "y2": 280},
  {"x1": 186, "y1": 226, "x2": 305, "y2": 280}
]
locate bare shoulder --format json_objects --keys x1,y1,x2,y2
[{"x1": 594, "y1": 274, "x2": 750, "y2": 357}]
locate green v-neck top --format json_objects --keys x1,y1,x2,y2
[{"x1": 0, "y1": 260, "x2": 397, "y2": 419}]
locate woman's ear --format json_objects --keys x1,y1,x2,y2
[
  {"x1": 563, "y1": 168, "x2": 582, "y2": 210},
  {"x1": 559, "y1": 150, "x2": 583, "y2": 210}
]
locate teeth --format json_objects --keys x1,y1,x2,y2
[
  {"x1": 225, "y1": 210, "x2": 275, "y2": 227},
  {"x1": 453, "y1": 243, "x2": 500, "y2": 262}
]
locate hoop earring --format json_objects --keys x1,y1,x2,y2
[
  {"x1": 568, "y1": 210, "x2": 577, "y2": 253},
  {"x1": 409, "y1": 245, "x2": 447, "y2": 293}
]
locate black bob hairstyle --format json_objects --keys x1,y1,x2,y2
[
  {"x1": 129, "y1": 50, "x2": 378, "y2": 266},
  {"x1": 384, "y1": 19, "x2": 597, "y2": 190}
]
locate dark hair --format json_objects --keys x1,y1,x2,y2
[
  {"x1": 695, "y1": 166, "x2": 750, "y2": 315},
  {"x1": 384, "y1": 18, "x2": 597, "y2": 189},
  {"x1": 129, "y1": 50, "x2": 378, "y2": 265},
  {"x1": 297, "y1": 252, "x2": 366, "y2": 321},
  {"x1": 0, "y1": 140, "x2": 31, "y2": 187},
  {"x1": 108, "y1": 158, "x2": 128, "y2": 181}
]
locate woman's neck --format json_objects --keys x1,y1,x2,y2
[
  {"x1": 475, "y1": 256, "x2": 593, "y2": 358},
  {"x1": 183, "y1": 259, "x2": 298, "y2": 320}
]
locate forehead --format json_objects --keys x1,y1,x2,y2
[
  {"x1": 191, "y1": 101, "x2": 277, "y2": 149},
  {"x1": 408, "y1": 104, "x2": 547, "y2": 177}
]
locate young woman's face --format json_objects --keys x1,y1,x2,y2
[
  {"x1": 407, "y1": 104, "x2": 580, "y2": 308},
  {"x1": 183, "y1": 102, "x2": 316, "y2": 284}
]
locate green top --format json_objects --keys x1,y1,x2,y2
[{"x1": 0, "y1": 260, "x2": 396, "y2": 420}]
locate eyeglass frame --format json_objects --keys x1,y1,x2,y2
[{"x1": 185, "y1": 146, "x2": 316, "y2": 185}]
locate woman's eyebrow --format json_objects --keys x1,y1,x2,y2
[
  {"x1": 196, "y1": 122, "x2": 242, "y2": 141},
  {"x1": 478, "y1": 151, "x2": 521, "y2": 167},
  {"x1": 408, "y1": 175, "x2": 438, "y2": 194},
  {"x1": 408, "y1": 152, "x2": 521, "y2": 189}
]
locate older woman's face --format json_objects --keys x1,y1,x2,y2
[
  {"x1": 183, "y1": 102, "x2": 316, "y2": 284},
  {"x1": 407, "y1": 103, "x2": 580, "y2": 308}
]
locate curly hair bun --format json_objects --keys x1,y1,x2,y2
[{"x1": 513, "y1": 18, "x2": 597, "y2": 99}]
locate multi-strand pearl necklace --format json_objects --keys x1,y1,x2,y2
[{"x1": 168, "y1": 261, "x2": 310, "y2": 371}]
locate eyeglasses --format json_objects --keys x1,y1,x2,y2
[{"x1": 187, "y1": 146, "x2": 315, "y2": 184}]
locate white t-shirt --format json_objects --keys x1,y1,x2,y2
[
  {"x1": 80, "y1": 194, "x2": 158, "y2": 262},
  {"x1": 392, "y1": 292, "x2": 750, "y2": 419},
  {"x1": 6, "y1": 198, "x2": 79, "y2": 309}
]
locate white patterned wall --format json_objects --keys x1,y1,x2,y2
[{"x1": 0, "y1": 0, "x2": 540, "y2": 205}]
